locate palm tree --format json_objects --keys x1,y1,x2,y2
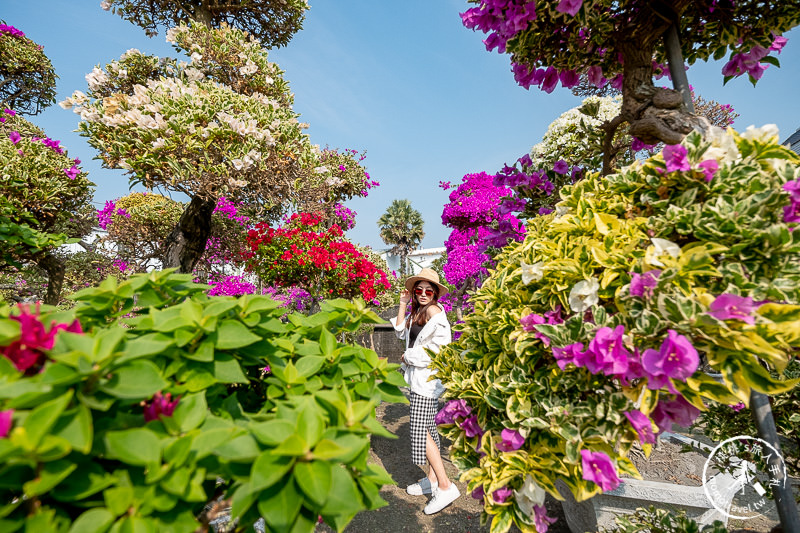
[{"x1": 377, "y1": 199, "x2": 424, "y2": 278}]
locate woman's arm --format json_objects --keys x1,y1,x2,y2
[{"x1": 393, "y1": 288, "x2": 411, "y2": 339}]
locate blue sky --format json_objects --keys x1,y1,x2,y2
[{"x1": 5, "y1": 2, "x2": 800, "y2": 250}]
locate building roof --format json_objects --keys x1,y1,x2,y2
[{"x1": 782, "y1": 127, "x2": 800, "y2": 155}]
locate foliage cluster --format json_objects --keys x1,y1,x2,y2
[{"x1": 0, "y1": 23, "x2": 57, "y2": 115}]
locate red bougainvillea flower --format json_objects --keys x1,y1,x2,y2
[
  {"x1": 143, "y1": 392, "x2": 180, "y2": 422},
  {"x1": 1, "y1": 303, "x2": 83, "y2": 373},
  {"x1": 580, "y1": 449, "x2": 621, "y2": 492},
  {"x1": 0, "y1": 409, "x2": 13, "y2": 439}
]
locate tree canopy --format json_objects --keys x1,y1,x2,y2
[
  {"x1": 0, "y1": 23, "x2": 57, "y2": 116},
  {"x1": 377, "y1": 199, "x2": 425, "y2": 278}
]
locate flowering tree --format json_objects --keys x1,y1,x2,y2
[
  {"x1": 0, "y1": 23, "x2": 57, "y2": 116},
  {"x1": 461, "y1": 0, "x2": 796, "y2": 159},
  {"x1": 65, "y1": 22, "x2": 371, "y2": 274},
  {"x1": 432, "y1": 127, "x2": 800, "y2": 532},
  {"x1": 101, "y1": 0, "x2": 308, "y2": 47},
  {"x1": 0, "y1": 110, "x2": 94, "y2": 304},
  {"x1": 377, "y1": 199, "x2": 425, "y2": 278},
  {"x1": 246, "y1": 212, "x2": 391, "y2": 312}
]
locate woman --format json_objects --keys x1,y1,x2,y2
[{"x1": 393, "y1": 268, "x2": 460, "y2": 515}]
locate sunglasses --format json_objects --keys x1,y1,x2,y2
[{"x1": 414, "y1": 287, "x2": 435, "y2": 297}]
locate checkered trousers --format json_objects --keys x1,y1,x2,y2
[{"x1": 409, "y1": 392, "x2": 441, "y2": 466}]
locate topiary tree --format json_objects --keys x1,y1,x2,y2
[
  {"x1": 0, "y1": 22, "x2": 57, "y2": 116},
  {"x1": 100, "y1": 0, "x2": 308, "y2": 47},
  {"x1": 377, "y1": 199, "x2": 425, "y2": 278},
  {"x1": 461, "y1": 0, "x2": 797, "y2": 170},
  {"x1": 0, "y1": 110, "x2": 94, "y2": 304}
]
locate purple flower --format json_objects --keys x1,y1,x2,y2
[
  {"x1": 553, "y1": 159, "x2": 569, "y2": 175},
  {"x1": 64, "y1": 165, "x2": 80, "y2": 180},
  {"x1": 4, "y1": 108, "x2": 17, "y2": 116},
  {"x1": 497, "y1": 428, "x2": 525, "y2": 452},
  {"x1": 662, "y1": 144, "x2": 691, "y2": 173},
  {"x1": 460, "y1": 415, "x2": 484, "y2": 438},
  {"x1": 707, "y1": 293, "x2": 758, "y2": 324},
  {"x1": 534, "y1": 504, "x2": 557, "y2": 532},
  {"x1": 555, "y1": 0, "x2": 582, "y2": 16},
  {"x1": 730, "y1": 402, "x2": 746, "y2": 412},
  {"x1": 651, "y1": 395, "x2": 700, "y2": 433},
  {"x1": 585, "y1": 325, "x2": 630, "y2": 376},
  {"x1": 629, "y1": 270, "x2": 660, "y2": 298},
  {"x1": 471, "y1": 485, "x2": 485, "y2": 501},
  {"x1": 784, "y1": 180, "x2": 800, "y2": 203},
  {"x1": 580, "y1": 449, "x2": 621, "y2": 492},
  {"x1": 143, "y1": 392, "x2": 180, "y2": 422},
  {"x1": 784, "y1": 202, "x2": 800, "y2": 225},
  {"x1": 624, "y1": 410, "x2": 656, "y2": 445},
  {"x1": 552, "y1": 342, "x2": 586, "y2": 370},
  {"x1": 770, "y1": 35, "x2": 788, "y2": 53},
  {"x1": 435, "y1": 399, "x2": 472, "y2": 425},
  {"x1": 642, "y1": 330, "x2": 699, "y2": 391},
  {"x1": 586, "y1": 65, "x2": 607, "y2": 88},
  {"x1": 493, "y1": 486, "x2": 513, "y2": 503},
  {"x1": 538, "y1": 207, "x2": 554, "y2": 215},
  {"x1": 541, "y1": 67, "x2": 559, "y2": 93},
  {"x1": 9, "y1": 131, "x2": 21, "y2": 145},
  {"x1": 697, "y1": 159, "x2": 719, "y2": 182},
  {"x1": 0, "y1": 409, "x2": 13, "y2": 439},
  {"x1": 559, "y1": 69, "x2": 580, "y2": 88}
]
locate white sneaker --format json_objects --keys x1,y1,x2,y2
[
  {"x1": 423, "y1": 483, "x2": 460, "y2": 514},
  {"x1": 406, "y1": 477, "x2": 437, "y2": 495}
]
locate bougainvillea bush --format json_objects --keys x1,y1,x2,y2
[
  {"x1": 246, "y1": 212, "x2": 391, "y2": 311},
  {"x1": 0, "y1": 271, "x2": 406, "y2": 532},
  {"x1": 431, "y1": 126, "x2": 800, "y2": 532}
]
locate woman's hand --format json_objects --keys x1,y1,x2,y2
[{"x1": 399, "y1": 289, "x2": 411, "y2": 305}]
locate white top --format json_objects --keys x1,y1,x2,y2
[{"x1": 393, "y1": 307, "x2": 451, "y2": 398}]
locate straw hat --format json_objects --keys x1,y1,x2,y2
[{"x1": 404, "y1": 268, "x2": 448, "y2": 297}]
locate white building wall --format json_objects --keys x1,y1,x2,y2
[{"x1": 379, "y1": 247, "x2": 445, "y2": 276}]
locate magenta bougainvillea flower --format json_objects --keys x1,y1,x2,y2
[
  {"x1": 534, "y1": 504, "x2": 557, "y2": 532},
  {"x1": 624, "y1": 410, "x2": 656, "y2": 445},
  {"x1": 493, "y1": 486, "x2": 513, "y2": 504},
  {"x1": 662, "y1": 144, "x2": 691, "y2": 173},
  {"x1": 460, "y1": 415, "x2": 484, "y2": 438},
  {"x1": 730, "y1": 402, "x2": 746, "y2": 412},
  {"x1": 585, "y1": 325, "x2": 630, "y2": 376},
  {"x1": 642, "y1": 329, "x2": 699, "y2": 391},
  {"x1": 8, "y1": 131, "x2": 21, "y2": 145},
  {"x1": 697, "y1": 159, "x2": 719, "y2": 182},
  {"x1": 435, "y1": 399, "x2": 472, "y2": 425},
  {"x1": 551, "y1": 342, "x2": 587, "y2": 370},
  {"x1": 707, "y1": 293, "x2": 758, "y2": 324},
  {"x1": 629, "y1": 270, "x2": 661, "y2": 298},
  {"x1": 0, "y1": 409, "x2": 13, "y2": 439},
  {"x1": 143, "y1": 392, "x2": 180, "y2": 422},
  {"x1": 552, "y1": 159, "x2": 569, "y2": 174},
  {"x1": 471, "y1": 485, "x2": 485, "y2": 501},
  {"x1": 497, "y1": 428, "x2": 525, "y2": 452},
  {"x1": 650, "y1": 395, "x2": 701, "y2": 433},
  {"x1": 555, "y1": 0, "x2": 583, "y2": 17},
  {"x1": 1, "y1": 304, "x2": 83, "y2": 373},
  {"x1": 580, "y1": 449, "x2": 621, "y2": 492}
]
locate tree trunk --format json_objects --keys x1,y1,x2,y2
[
  {"x1": 163, "y1": 196, "x2": 217, "y2": 274},
  {"x1": 194, "y1": 1, "x2": 213, "y2": 27},
  {"x1": 38, "y1": 252, "x2": 64, "y2": 305}
]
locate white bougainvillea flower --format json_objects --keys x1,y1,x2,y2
[
  {"x1": 703, "y1": 126, "x2": 740, "y2": 163},
  {"x1": 514, "y1": 475, "x2": 546, "y2": 518},
  {"x1": 521, "y1": 260, "x2": 544, "y2": 284},
  {"x1": 741, "y1": 123, "x2": 779, "y2": 143},
  {"x1": 645, "y1": 238, "x2": 680, "y2": 267},
  {"x1": 568, "y1": 277, "x2": 599, "y2": 312}
]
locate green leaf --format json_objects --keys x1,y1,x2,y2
[
  {"x1": 0, "y1": 319, "x2": 20, "y2": 345},
  {"x1": 189, "y1": 427, "x2": 238, "y2": 460},
  {"x1": 213, "y1": 355, "x2": 249, "y2": 384},
  {"x1": 105, "y1": 428, "x2": 161, "y2": 466},
  {"x1": 250, "y1": 451, "x2": 294, "y2": 491},
  {"x1": 184, "y1": 340, "x2": 214, "y2": 362},
  {"x1": 214, "y1": 320, "x2": 261, "y2": 350},
  {"x1": 296, "y1": 405, "x2": 324, "y2": 448},
  {"x1": 119, "y1": 333, "x2": 174, "y2": 363},
  {"x1": 92, "y1": 327, "x2": 127, "y2": 363},
  {"x1": 171, "y1": 392, "x2": 207, "y2": 432},
  {"x1": 104, "y1": 486, "x2": 134, "y2": 517},
  {"x1": 320, "y1": 466, "x2": 363, "y2": 517},
  {"x1": 23, "y1": 390, "x2": 73, "y2": 448},
  {"x1": 319, "y1": 329, "x2": 337, "y2": 357},
  {"x1": 100, "y1": 360, "x2": 168, "y2": 399},
  {"x1": 296, "y1": 356, "x2": 325, "y2": 378},
  {"x1": 51, "y1": 404, "x2": 93, "y2": 454},
  {"x1": 215, "y1": 434, "x2": 260, "y2": 462},
  {"x1": 294, "y1": 461, "x2": 332, "y2": 507},
  {"x1": 272, "y1": 434, "x2": 309, "y2": 456},
  {"x1": 257, "y1": 479, "x2": 303, "y2": 532},
  {"x1": 68, "y1": 508, "x2": 115, "y2": 533},
  {"x1": 23, "y1": 459, "x2": 78, "y2": 496},
  {"x1": 250, "y1": 419, "x2": 296, "y2": 446}
]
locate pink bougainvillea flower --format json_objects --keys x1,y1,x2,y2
[
  {"x1": 553, "y1": 159, "x2": 569, "y2": 175},
  {"x1": 559, "y1": 69, "x2": 580, "y2": 89},
  {"x1": 2, "y1": 303, "x2": 82, "y2": 373},
  {"x1": 730, "y1": 402, "x2": 746, "y2": 412},
  {"x1": 697, "y1": 159, "x2": 719, "y2": 182},
  {"x1": 64, "y1": 165, "x2": 80, "y2": 180},
  {"x1": 493, "y1": 486, "x2": 513, "y2": 504},
  {"x1": 552, "y1": 342, "x2": 586, "y2": 370},
  {"x1": 520, "y1": 313, "x2": 551, "y2": 345},
  {"x1": 580, "y1": 449, "x2": 621, "y2": 492},
  {"x1": 497, "y1": 428, "x2": 525, "y2": 452},
  {"x1": 642, "y1": 330, "x2": 699, "y2": 391},
  {"x1": 143, "y1": 391, "x2": 180, "y2": 422},
  {"x1": 555, "y1": 0, "x2": 583, "y2": 16},
  {"x1": 707, "y1": 293, "x2": 758, "y2": 324},
  {"x1": 0, "y1": 409, "x2": 13, "y2": 439},
  {"x1": 770, "y1": 34, "x2": 789, "y2": 53},
  {"x1": 586, "y1": 65, "x2": 606, "y2": 88},
  {"x1": 662, "y1": 144, "x2": 691, "y2": 173},
  {"x1": 436, "y1": 399, "x2": 471, "y2": 425},
  {"x1": 624, "y1": 410, "x2": 656, "y2": 445},
  {"x1": 460, "y1": 415, "x2": 484, "y2": 438},
  {"x1": 783, "y1": 180, "x2": 800, "y2": 202},
  {"x1": 650, "y1": 395, "x2": 701, "y2": 433},
  {"x1": 9, "y1": 131, "x2": 21, "y2": 145},
  {"x1": 540, "y1": 66, "x2": 560, "y2": 93},
  {"x1": 629, "y1": 270, "x2": 660, "y2": 298},
  {"x1": 585, "y1": 325, "x2": 630, "y2": 376},
  {"x1": 534, "y1": 504, "x2": 557, "y2": 532},
  {"x1": 471, "y1": 485, "x2": 485, "y2": 501}
]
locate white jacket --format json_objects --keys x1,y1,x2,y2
[{"x1": 393, "y1": 308, "x2": 451, "y2": 398}]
